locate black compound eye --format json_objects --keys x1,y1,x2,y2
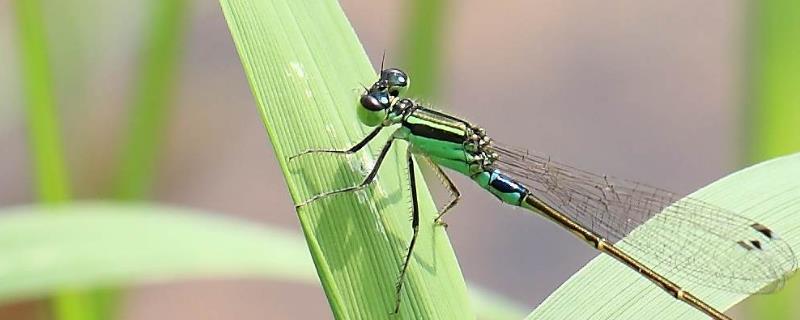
[
  {"x1": 380, "y1": 68, "x2": 409, "y2": 94},
  {"x1": 360, "y1": 90, "x2": 391, "y2": 111}
]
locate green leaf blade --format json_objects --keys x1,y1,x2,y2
[
  {"x1": 0, "y1": 202, "x2": 315, "y2": 305},
  {"x1": 746, "y1": 3, "x2": 800, "y2": 318},
  {"x1": 527, "y1": 153, "x2": 800, "y2": 320},
  {"x1": 0, "y1": 202, "x2": 524, "y2": 319},
  {"x1": 114, "y1": 0, "x2": 190, "y2": 200},
  {"x1": 747, "y1": 1, "x2": 800, "y2": 163},
  {"x1": 14, "y1": 0, "x2": 70, "y2": 204},
  {"x1": 219, "y1": 0, "x2": 471, "y2": 319},
  {"x1": 399, "y1": 0, "x2": 447, "y2": 99}
]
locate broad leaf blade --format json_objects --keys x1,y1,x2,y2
[
  {"x1": 0, "y1": 202, "x2": 522, "y2": 319},
  {"x1": 0, "y1": 202, "x2": 314, "y2": 304},
  {"x1": 528, "y1": 153, "x2": 800, "y2": 319},
  {"x1": 219, "y1": 0, "x2": 471, "y2": 318}
]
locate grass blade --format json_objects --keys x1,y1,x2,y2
[
  {"x1": 13, "y1": 1, "x2": 89, "y2": 319},
  {"x1": 527, "y1": 153, "x2": 800, "y2": 319},
  {"x1": 0, "y1": 202, "x2": 314, "y2": 304},
  {"x1": 219, "y1": 0, "x2": 471, "y2": 318},
  {"x1": 14, "y1": 0, "x2": 69, "y2": 203},
  {"x1": 399, "y1": 0, "x2": 447, "y2": 99},
  {"x1": 104, "y1": 1, "x2": 190, "y2": 318},
  {"x1": 114, "y1": 0, "x2": 189, "y2": 200},
  {"x1": 746, "y1": 1, "x2": 800, "y2": 163},
  {"x1": 745, "y1": 2, "x2": 800, "y2": 318},
  {"x1": 0, "y1": 202, "x2": 524, "y2": 320}
]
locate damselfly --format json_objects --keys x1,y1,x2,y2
[{"x1": 292, "y1": 68, "x2": 796, "y2": 319}]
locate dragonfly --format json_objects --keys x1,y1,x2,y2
[{"x1": 292, "y1": 67, "x2": 797, "y2": 319}]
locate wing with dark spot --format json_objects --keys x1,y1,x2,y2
[{"x1": 491, "y1": 143, "x2": 797, "y2": 294}]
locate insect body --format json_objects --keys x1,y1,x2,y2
[{"x1": 293, "y1": 68, "x2": 796, "y2": 319}]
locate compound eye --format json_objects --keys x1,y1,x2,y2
[
  {"x1": 360, "y1": 90, "x2": 391, "y2": 111},
  {"x1": 380, "y1": 68, "x2": 409, "y2": 95}
]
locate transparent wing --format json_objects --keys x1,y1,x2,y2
[{"x1": 491, "y1": 143, "x2": 797, "y2": 294}]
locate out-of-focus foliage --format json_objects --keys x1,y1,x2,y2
[
  {"x1": 746, "y1": 1, "x2": 800, "y2": 319},
  {"x1": 400, "y1": 0, "x2": 447, "y2": 99},
  {"x1": 0, "y1": 203, "x2": 315, "y2": 305}
]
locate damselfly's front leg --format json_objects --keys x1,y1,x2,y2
[
  {"x1": 296, "y1": 133, "x2": 398, "y2": 208},
  {"x1": 419, "y1": 156, "x2": 461, "y2": 228},
  {"x1": 393, "y1": 146, "x2": 421, "y2": 315},
  {"x1": 288, "y1": 126, "x2": 384, "y2": 161}
]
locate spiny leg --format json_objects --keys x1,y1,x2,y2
[
  {"x1": 296, "y1": 135, "x2": 396, "y2": 208},
  {"x1": 288, "y1": 126, "x2": 384, "y2": 161},
  {"x1": 393, "y1": 147, "x2": 421, "y2": 314},
  {"x1": 420, "y1": 156, "x2": 461, "y2": 228}
]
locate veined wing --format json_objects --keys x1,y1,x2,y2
[{"x1": 491, "y1": 143, "x2": 797, "y2": 293}]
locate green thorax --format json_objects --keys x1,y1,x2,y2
[{"x1": 399, "y1": 107, "x2": 478, "y2": 176}]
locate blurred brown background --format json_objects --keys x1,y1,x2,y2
[{"x1": 0, "y1": 0, "x2": 748, "y2": 318}]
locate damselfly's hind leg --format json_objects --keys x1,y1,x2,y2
[
  {"x1": 392, "y1": 146, "x2": 421, "y2": 315},
  {"x1": 419, "y1": 157, "x2": 461, "y2": 228},
  {"x1": 288, "y1": 126, "x2": 384, "y2": 161},
  {"x1": 296, "y1": 135, "x2": 397, "y2": 208}
]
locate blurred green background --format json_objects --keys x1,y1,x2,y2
[{"x1": 0, "y1": 0, "x2": 798, "y2": 319}]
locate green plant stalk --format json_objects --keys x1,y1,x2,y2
[
  {"x1": 103, "y1": 1, "x2": 189, "y2": 318},
  {"x1": 746, "y1": 1, "x2": 800, "y2": 319},
  {"x1": 747, "y1": 1, "x2": 800, "y2": 163},
  {"x1": 400, "y1": 0, "x2": 447, "y2": 99},
  {"x1": 526, "y1": 153, "x2": 800, "y2": 319},
  {"x1": 15, "y1": 0, "x2": 69, "y2": 203},
  {"x1": 114, "y1": 0, "x2": 188, "y2": 200},
  {"x1": 397, "y1": 0, "x2": 451, "y2": 205},
  {"x1": 13, "y1": 1, "x2": 91, "y2": 319},
  {"x1": 219, "y1": 0, "x2": 471, "y2": 318}
]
